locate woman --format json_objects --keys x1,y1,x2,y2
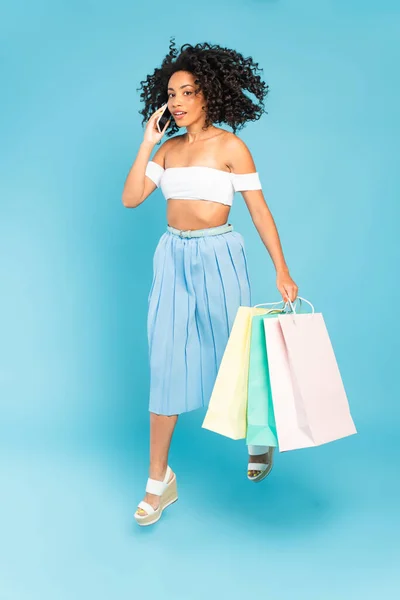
[{"x1": 122, "y1": 39, "x2": 298, "y2": 526}]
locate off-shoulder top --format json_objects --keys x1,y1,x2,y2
[{"x1": 145, "y1": 160, "x2": 262, "y2": 207}]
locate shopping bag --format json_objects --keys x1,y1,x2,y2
[
  {"x1": 202, "y1": 306, "x2": 269, "y2": 440},
  {"x1": 264, "y1": 300, "x2": 357, "y2": 451},
  {"x1": 245, "y1": 312, "x2": 279, "y2": 447}
]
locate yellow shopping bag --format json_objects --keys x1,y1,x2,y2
[{"x1": 202, "y1": 306, "x2": 270, "y2": 440}]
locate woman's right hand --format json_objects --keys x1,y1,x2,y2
[{"x1": 143, "y1": 104, "x2": 171, "y2": 146}]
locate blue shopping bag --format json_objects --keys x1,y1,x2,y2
[{"x1": 245, "y1": 312, "x2": 280, "y2": 447}]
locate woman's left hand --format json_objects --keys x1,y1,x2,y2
[{"x1": 276, "y1": 270, "x2": 298, "y2": 303}]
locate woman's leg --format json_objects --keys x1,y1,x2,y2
[{"x1": 136, "y1": 412, "x2": 178, "y2": 515}]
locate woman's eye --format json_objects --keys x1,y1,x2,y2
[{"x1": 167, "y1": 91, "x2": 192, "y2": 97}]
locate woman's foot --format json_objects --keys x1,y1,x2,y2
[
  {"x1": 247, "y1": 447, "x2": 275, "y2": 482},
  {"x1": 135, "y1": 466, "x2": 175, "y2": 517}
]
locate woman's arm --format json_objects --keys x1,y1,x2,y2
[
  {"x1": 122, "y1": 105, "x2": 171, "y2": 208},
  {"x1": 121, "y1": 140, "x2": 157, "y2": 208},
  {"x1": 227, "y1": 135, "x2": 298, "y2": 303}
]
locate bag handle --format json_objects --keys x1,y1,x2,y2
[
  {"x1": 253, "y1": 300, "x2": 284, "y2": 309},
  {"x1": 286, "y1": 296, "x2": 315, "y2": 314},
  {"x1": 254, "y1": 296, "x2": 315, "y2": 315}
]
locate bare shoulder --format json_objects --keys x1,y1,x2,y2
[
  {"x1": 223, "y1": 132, "x2": 256, "y2": 173},
  {"x1": 150, "y1": 135, "x2": 183, "y2": 167}
]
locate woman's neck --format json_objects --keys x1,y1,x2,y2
[{"x1": 185, "y1": 125, "x2": 218, "y2": 143}]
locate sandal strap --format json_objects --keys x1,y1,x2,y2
[
  {"x1": 248, "y1": 462, "x2": 268, "y2": 471},
  {"x1": 137, "y1": 500, "x2": 155, "y2": 515},
  {"x1": 146, "y1": 478, "x2": 165, "y2": 496},
  {"x1": 163, "y1": 466, "x2": 172, "y2": 483},
  {"x1": 248, "y1": 445, "x2": 270, "y2": 455},
  {"x1": 145, "y1": 466, "x2": 172, "y2": 496}
]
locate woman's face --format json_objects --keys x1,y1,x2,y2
[{"x1": 167, "y1": 71, "x2": 207, "y2": 128}]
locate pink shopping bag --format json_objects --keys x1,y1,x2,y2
[{"x1": 264, "y1": 300, "x2": 357, "y2": 452}]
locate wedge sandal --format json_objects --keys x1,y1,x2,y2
[
  {"x1": 134, "y1": 466, "x2": 178, "y2": 526},
  {"x1": 247, "y1": 447, "x2": 275, "y2": 482}
]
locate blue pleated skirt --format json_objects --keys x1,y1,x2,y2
[{"x1": 147, "y1": 222, "x2": 252, "y2": 415}]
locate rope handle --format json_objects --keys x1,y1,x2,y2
[{"x1": 253, "y1": 296, "x2": 315, "y2": 315}]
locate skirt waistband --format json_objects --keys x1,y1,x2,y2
[{"x1": 167, "y1": 222, "x2": 233, "y2": 238}]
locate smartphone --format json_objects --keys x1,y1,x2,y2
[{"x1": 156, "y1": 104, "x2": 171, "y2": 133}]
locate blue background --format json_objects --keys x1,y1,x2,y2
[{"x1": 1, "y1": 1, "x2": 399, "y2": 598}]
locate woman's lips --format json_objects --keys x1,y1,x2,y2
[{"x1": 174, "y1": 112, "x2": 186, "y2": 120}]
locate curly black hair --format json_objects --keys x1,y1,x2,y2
[{"x1": 137, "y1": 37, "x2": 269, "y2": 140}]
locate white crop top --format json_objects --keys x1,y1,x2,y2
[{"x1": 145, "y1": 160, "x2": 262, "y2": 207}]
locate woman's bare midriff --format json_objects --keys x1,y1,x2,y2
[
  {"x1": 167, "y1": 199, "x2": 230, "y2": 230},
  {"x1": 164, "y1": 128, "x2": 233, "y2": 231}
]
